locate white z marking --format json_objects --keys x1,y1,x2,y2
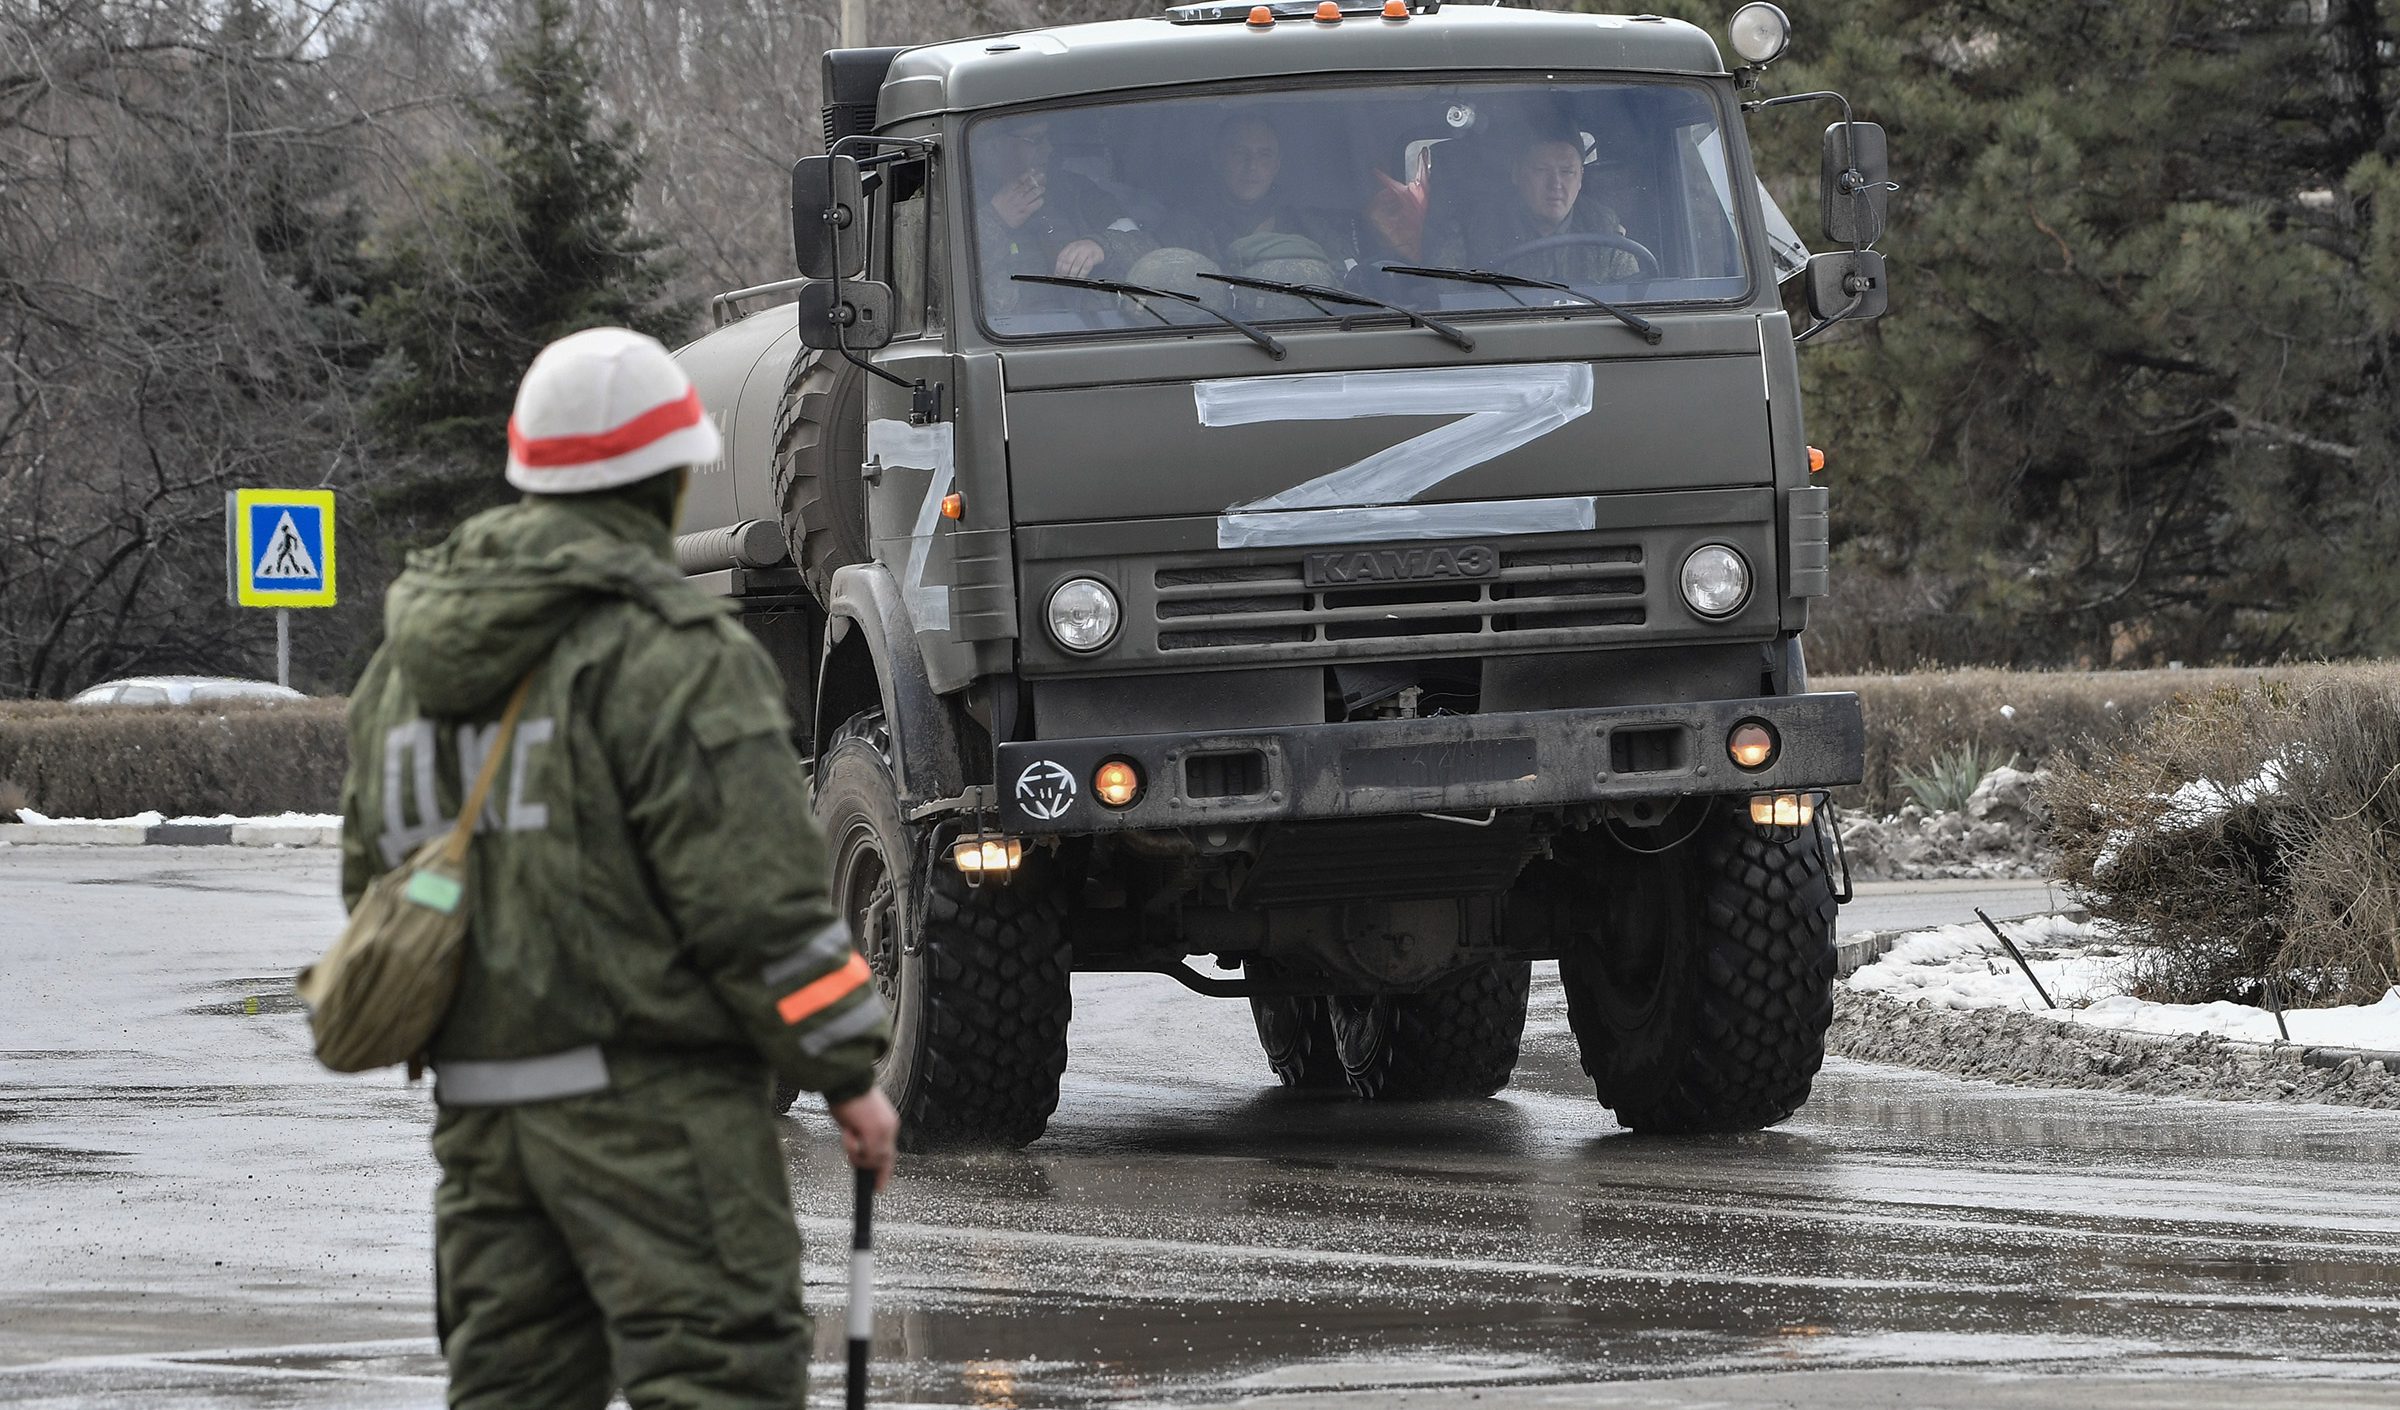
[{"x1": 1200, "y1": 363, "x2": 1593, "y2": 511}]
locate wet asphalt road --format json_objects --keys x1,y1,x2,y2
[{"x1": 4, "y1": 847, "x2": 2397, "y2": 1407}]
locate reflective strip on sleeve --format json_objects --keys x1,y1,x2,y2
[
  {"x1": 799, "y1": 993, "x2": 888, "y2": 1056},
  {"x1": 777, "y1": 952, "x2": 871, "y2": 1025},
  {"x1": 759, "y1": 919, "x2": 855, "y2": 990}
]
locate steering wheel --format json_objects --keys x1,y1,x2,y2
[{"x1": 1489, "y1": 231, "x2": 1661, "y2": 279}]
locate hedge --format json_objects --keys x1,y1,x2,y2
[{"x1": 0, "y1": 698, "x2": 349, "y2": 820}]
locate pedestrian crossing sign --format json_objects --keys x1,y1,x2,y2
[{"x1": 231, "y1": 489, "x2": 337, "y2": 608}]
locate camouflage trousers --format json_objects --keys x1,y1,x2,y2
[{"x1": 431, "y1": 1059, "x2": 810, "y2": 1410}]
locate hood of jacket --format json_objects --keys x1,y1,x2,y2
[{"x1": 383, "y1": 483, "x2": 683, "y2": 717}]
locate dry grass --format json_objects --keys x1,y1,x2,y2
[
  {"x1": 0, "y1": 697, "x2": 349, "y2": 820},
  {"x1": 2045, "y1": 670, "x2": 2400, "y2": 1006},
  {"x1": 1822, "y1": 664, "x2": 2392, "y2": 813}
]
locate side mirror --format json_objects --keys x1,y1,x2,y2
[
  {"x1": 1820, "y1": 121, "x2": 1890, "y2": 246},
  {"x1": 797, "y1": 279, "x2": 893, "y2": 351},
  {"x1": 1805, "y1": 249, "x2": 1888, "y2": 324},
  {"x1": 791, "y1": 155, "x2": 867, "y2": 279}
]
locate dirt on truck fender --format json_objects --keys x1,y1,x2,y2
[{"x1": 671, "y1": 1, "x2": 1889, "y2": 1149}]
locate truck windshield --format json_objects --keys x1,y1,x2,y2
[{"x1": 970, "y1": 77, "x2": 1751, "y2": 340}]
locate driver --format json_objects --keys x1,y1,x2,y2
[
  {"x1": 978, "y1": 116, "x2": 1156, "y2": 307},
  {"x1": 1434, "y1": 128, "x2": 1641, "y2": 287}
]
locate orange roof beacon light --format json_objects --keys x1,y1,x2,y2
[
  {"x1": 1316, "y1": 1, "x2": 1343, "y2": 20},
  {"x1": 1094, "y1": 759, "x2": 1143, "y2": 808},
  {"x1": 1247, "y1": 5, "x2": 1274, "y2": 26},
  {"x1": 1808, "y1": 445, "x2": 1826, "y2": 473}
]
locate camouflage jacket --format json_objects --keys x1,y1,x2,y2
[{"x1": 339, "y1": 491, "x2": 887, "y2": 1102}]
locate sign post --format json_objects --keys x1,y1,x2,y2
[{"x1": 227, "y1": 489, "x2": 337, "y2": 689}]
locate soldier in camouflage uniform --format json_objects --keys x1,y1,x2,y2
[
  {"x1": 339, "y1": 327, "x2": 897, "y2": 1410},
  {"x1": 976, "y1": 114, "x2": 1158, "y2": 314}
]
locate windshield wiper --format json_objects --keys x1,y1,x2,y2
[
  {"x1": 1196, "y1": 271, "x2": 1475, "y2": 352},
  {"x1": 1378, "y1": 263, "x2": 1660, "y2": 346},
  {"x1": 1012, "y1": 274, "x2": 1285, "y2": 359}
]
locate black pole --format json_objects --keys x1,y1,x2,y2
[
  {"x1": 1976, "y1": 908, "x2": 2056, "y2": 1009},
  {"x1": 847, "y1": 1163, "x2": 875, "y2": 1410}
]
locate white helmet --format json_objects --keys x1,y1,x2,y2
[{"x1": 505, "y1": 327, "x2": 722, "y2": 494}]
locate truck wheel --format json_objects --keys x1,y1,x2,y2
[
  {"x1": 1246, "y1": 965, "x2": 1345, "y2": 1089},
  {"x1": 1558, "y1": 804, "x2": 1837, "y2": 1134},
  {"x1": 1325, "y1": 962, "x2": 1531, "y2": 1100},
  {"x1": 771, "y1": 353, "x2": 869, "y2": 600},
  {"x1": 812, "y1": 714, "x2": 1072, "y2": 1149}
]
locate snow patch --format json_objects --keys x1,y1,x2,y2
[
  {"x1": 1845, "y1": 914, "x2": 2400, "y2": 1050},
  {"x1": 10, "y1": 809, "x2": 337, "y2": 828}
]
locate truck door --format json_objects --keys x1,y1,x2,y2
[{"x1": 861, "y1": 155, "x2": 960, "y2": 643}]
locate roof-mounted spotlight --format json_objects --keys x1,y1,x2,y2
[{"x1": 1728, "y1": 3, "x2": 1792, "y2": 66}]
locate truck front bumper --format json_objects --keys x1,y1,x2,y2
[{"x1": 994, "y1": 692, "x2": 1863, "y2": 834}]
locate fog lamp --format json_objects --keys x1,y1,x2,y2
[
  {"x1": 1680, "y1": 544, "x2": 1751, "y2": 618},
  {"x1": 1728, "y1": 3, "x2": 1791, "y2": 65},
  {"x1": 1749, "y1": 792, "x2": 1813, "y2": 828},
  {"x1": 950, "y1": 833, "x2": 1023, "y2": 887},
  {"x1": 1094, "y1": 759, "x2": 1143, "y2": 808},
  {"x1": 1728, "y1": 719, "x2": 1778, "y2": 771},
  {"x1": 1046, "y1": 577, "x2": 1121, "y2": 653}
]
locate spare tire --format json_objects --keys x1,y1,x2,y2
[{"x1": 770, "y1": 351, "x2": 869, "y2": 600}]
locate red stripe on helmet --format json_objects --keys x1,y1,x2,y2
[{"x1": 508, "y1": 386, "x2": 704, "y2": 469}]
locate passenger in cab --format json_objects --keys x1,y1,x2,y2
[
  {"x1": 1171, "y1": 116, "x2": 1349, "y2": 287},
  {"x1": 977, "y1": 117, "x2": 1157, "y2": 303}
]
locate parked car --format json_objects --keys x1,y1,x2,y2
[{"x1": 68, "y1": 676, "x2": 306, "y2": 707}]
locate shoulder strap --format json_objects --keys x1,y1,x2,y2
[{"x1": 437, "y1": 672, "x2": 538, "y2": 869}]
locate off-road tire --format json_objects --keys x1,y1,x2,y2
[
  {"x1": 771, "y1": 352, "x2": 869, "y2": 600},
  {"x1": 1325, "y1": 962, "x2": 1531, "y2": 1100},
  {"x1": 811, "y1": 714, "x2": 1072, "y2": 1149},
  {"x1": 1558, "y1": 805, "x2": 1837, "y2": 1133},
  {"x1": 1246, "y1": 966, "x2": 1346, "y2": 1090}
]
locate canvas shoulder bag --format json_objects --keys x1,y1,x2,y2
[{"x1": 296, "y1": 673, "x2": 537, "y2": 1075}]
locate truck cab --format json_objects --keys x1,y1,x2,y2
[{"x1": 675, "y1": 1, "x2": 1887, "y2": 1147}]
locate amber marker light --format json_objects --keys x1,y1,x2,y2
[
  {"x1": 1749, "y1": 792, "x2": 1813, "y2": 828},
  {"x1": 1247, "y1": 5, "x2": 1274, "y2": 25},
  {"x1": 1094, "y1": 759, "x2": 1143, "y2": 808},
  {"x1": 1383, "y1": 0, "x2": 1409, "y2": 15},
  {"x1": 940, "y1": 492, "x2": 964, "y2": 520},
  {"x1": 1728, "y1": 719, "x2": 1778, "y2": 771},
  {"x1": 1808, "y1": 446, "x2": 1826, "y2": 473},
  {"x1": 1316, "y1": 0, "x2": 1343, "y2": 19}
]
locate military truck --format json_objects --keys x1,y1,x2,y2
[{"x1": 673, "y1": 1, "x2": 1887, "y2": 1148}]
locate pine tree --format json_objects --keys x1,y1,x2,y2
[
  {"x1": 366, "y1": 0, "x2": 685, "y2": 473},
  {"x1": 1636, "y1": 0, "x2": 2400, "y2": 667}
]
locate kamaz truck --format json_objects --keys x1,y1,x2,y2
[{"x1": 672, "y1": 1, "x2": 1888, "y2": 1148}]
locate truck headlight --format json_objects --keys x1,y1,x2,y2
[
  {"x1": 1046, "y1": 577, "x2": 1121, "y2": 652},
  {"x1": 1680, "y1": 545, "x2": 1751, "y2": 618}
]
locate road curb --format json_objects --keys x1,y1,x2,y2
[{"x1": 0, "y1": 821, "x2": 338, "y2": 848}]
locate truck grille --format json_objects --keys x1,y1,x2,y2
[{"x1": 1155, "y1": 546, "x2": 1645, "y2": 654}]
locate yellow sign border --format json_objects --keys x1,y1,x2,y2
[{"x1": 233, "y1": 489, "x2": 337, "y2": 608}]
